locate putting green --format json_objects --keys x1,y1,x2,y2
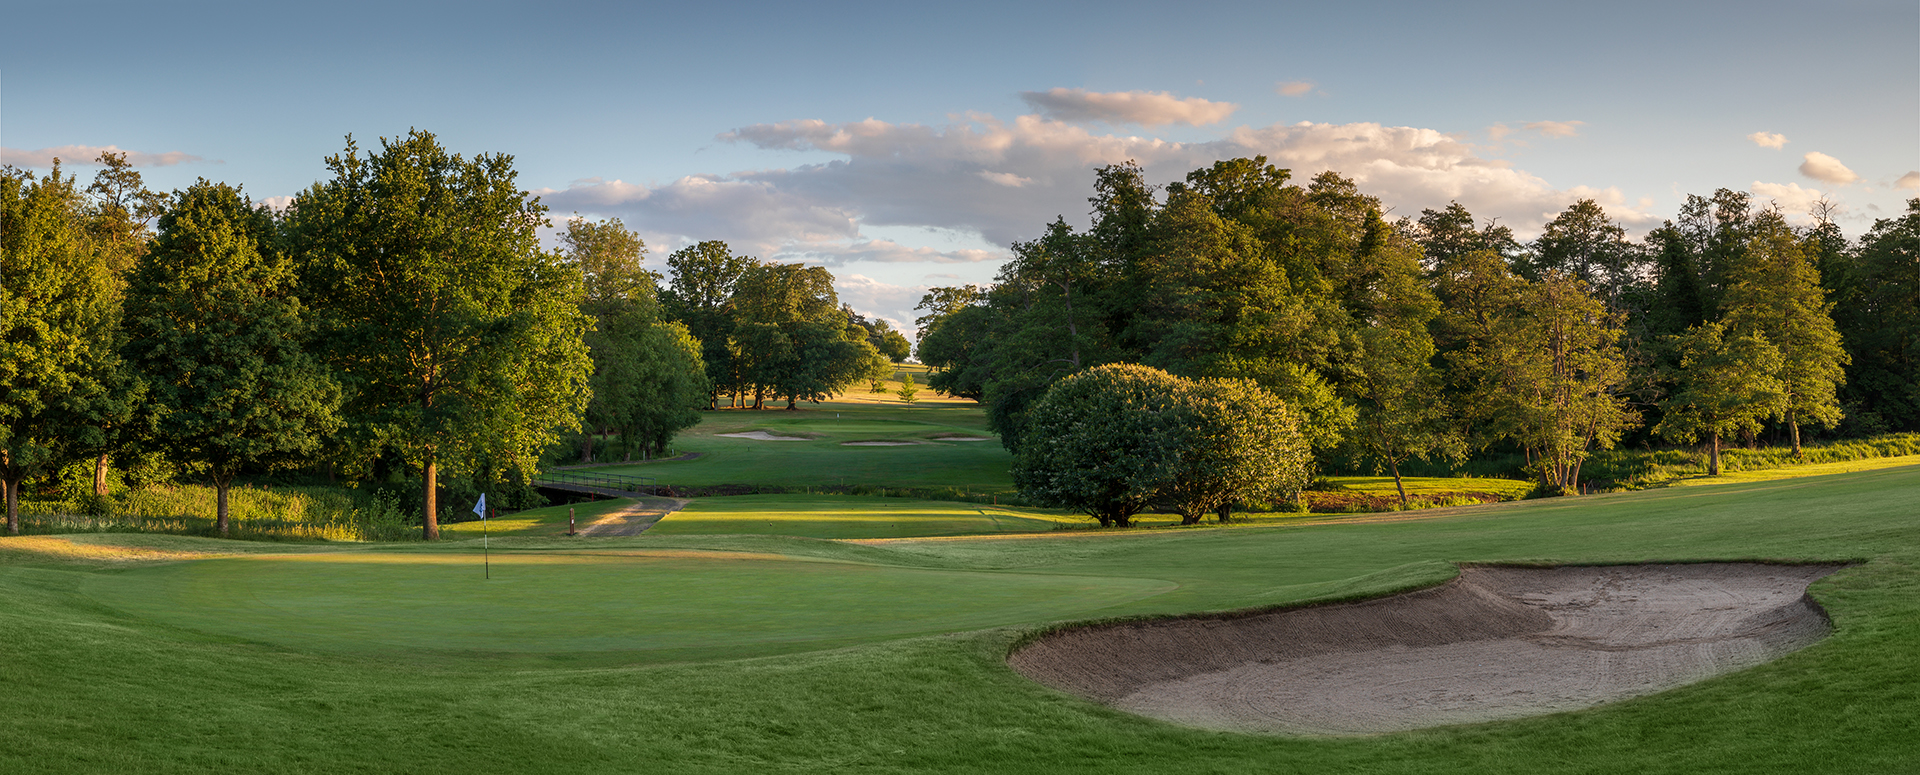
[{"x1": 82, "y1": 549, "x2": 1174, "y2": 658}]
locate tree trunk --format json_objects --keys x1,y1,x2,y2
[
  {"x1": 1390, "y1": 459, "x2": 1410, "y2": 510},
  {"x1": 581, "y1": 433, "x2": 594, "y2": 464},
  {"x1": 214, "y1": 475, "x2": 232, "y2": 537},
  {"x1": 4, "y1": 476, "x2": 18, "y2": 536},
  {"x1": 1789, "y1": 407, "x2": 1804, "y2": 457},
  {"x1": 94, "y1": 454, "x2": 111, "y2": 497},
  {"x1": 422, "y1": 455, "x2": 440, "y2": 540},
  {"x1": 1708, "y1": 433, "x2": 1722, "y2": 476},
  {"x1": 1216, "y1": 503, "x2": 1232, "y2": 523}
]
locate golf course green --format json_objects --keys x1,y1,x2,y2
[{"x1": 4, "y1": 462, "x2": 1918, "y2": 773}]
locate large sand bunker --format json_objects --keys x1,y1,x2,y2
[{"x1": 1010, "y1": 563, "x2": 1840, "y2": 735}]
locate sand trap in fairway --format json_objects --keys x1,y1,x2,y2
[
  {"x1": 842, "y1": 441, "x2": 921, "y2": 446},
  {"x1": 930, "y1": 436, "x2": 993, "y2": 442},
  {"x1": 1010, "y1": 563, "x2": 1841, "y2": 735},
  {"x1": 716, "y1": 431, "x2": 811, "y2": 441}
]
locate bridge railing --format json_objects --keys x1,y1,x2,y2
[{"x1": 535, "y1": 470, "x2": 658, "y2": 495}]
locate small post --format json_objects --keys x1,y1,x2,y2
[{"x1": 568, "y1": 506, "x2": 576, "y2": 536}]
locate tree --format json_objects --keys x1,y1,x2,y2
[
  {"x1": 1526, "y1": 199, "x2": 1642, "y2": 307},
  {"x1": 1656, "y1": 322, "x2": 1786, "y2": 475},
  {"x1": 1012, "y1": 364, "x2": 1189, "y2": 527},
  {"x1": 1344, "y1": 323, "x2": 1460, "y2": 509},
  {"x1": 663, "y1": 241, "x2": 756, "y2": 407},
  {"x1": 896, "y1": 372, "x2": 918, "y2": 403},
  {"x1": 1834, "y1": 199, "x2": 1920, "y2": 431},
  {"x1": 1160, "y1": 377, "x2": 1311, "y2": 524},
  {"x1": 77, "y1": 152, "x2": 167, "y2": 497},
  {"x1": 1413, "y1": 201, "x2": 1520, "y2": 271},
  {"x1": 0, "y1": 164, "x2": 134, "y2": 533},
  {"x1": 1720, "y1": 212, "x2": 1849, "y2": 454},
  {"x1": 288, "y1": 131, "x2": 591, "y2": 539},
  {"x1": 122, "y1": 181, "x2": 342, "y2": 536}
]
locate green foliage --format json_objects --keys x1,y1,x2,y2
[
  {"x1": 894, "y1": 372, "x2": 918, "y2": 403},
  {"x1": 0, "y1": 163, "x2": 137, "y2": 533},
  {"x1": 662, "y1": 240, "x2": 756, "y2": 406},
  {"x1": 287, "y1": 131, "x2": 592, "y2": 538},
  {"x1": 1830, "y1": 199, "x2": 1919, "y2": 432},
  {"x1": 1720, "y1": 211, "x2": 1849, "y2": 452},
  {"x1": 1160, "y1": 377, "x2": 1312, "y2": 523},
  {"x1": 122, "y1": 180, "x2": 343, "y2": 535},
  {"x1": 1656, "y1": 321, "x2": 1787, "y2": 475},
  {"x1": 13, "y1": 482, "x2": 411, "y2": 541}
]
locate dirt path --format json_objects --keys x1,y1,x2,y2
[
  {"x1": 1011, "y1": 563, "x2": 1841, "y2": 735},
  {"x1": 575, "y1": 495, "x2": 690, "y2": 537}
]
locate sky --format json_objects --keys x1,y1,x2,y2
[{"x1": 4, "y1": 0, "x2": 1915, "y2": 329}]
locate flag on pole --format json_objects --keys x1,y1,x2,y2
[{"x1": 472, "y1": 493, "x2": 488, "y2": 519}]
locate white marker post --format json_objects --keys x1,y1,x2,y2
[{"x1": 473, "y1": 493, "x2": 489, "y2": 579}]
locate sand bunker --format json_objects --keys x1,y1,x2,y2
[
  {"x1": 716, "y1": 431, "x2": 810, "y2": 441},
  {"x1": 842, "y1": 441, "x2": 920, "y2": 446},
  {"x1": 930, "y1": 436, "x2": 993, "y2": 442},
  {"x1": 1010, "y1": 563, "x2": 1840, "y2": 735}
]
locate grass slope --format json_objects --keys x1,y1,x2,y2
[
  {"x1": 647, "y1": 495, "x2": 1089, "y2": 538},
  {"x1": 2, "y1": 464, "x2": 1918, "y2": 773}
]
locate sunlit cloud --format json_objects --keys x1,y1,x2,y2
[
  {"x1": 1017, "y1": 88, "x2": 1239, "y2": 127},
  {"x1": 0, "y1": 144, "x2": 208, "y2": 168},
  {"x1": 1747, "y1": 132, "x2": 1788, "y2": 150},
  {"x1": 1893, "y1": 171, "x2": 1920, "y2": 190},
  {"x1": 1275, "y1": 81, "x2": 1315, "y2": 97},
  {"x1": 1751, "y1": 181, "x2": 1827, "y2": 219},
  {"x1": 833, "y1": 273, "x2": 927, "y2": 330},
  {"x1": 1524, "y1": 120, "x2": 1585, "y2": 138},
  {"x1": 1799, "y1": 152, "x2": 1860, "y2": 185}
]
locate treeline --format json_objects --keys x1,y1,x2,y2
[
  {"x1": 917, "y1": 158, "x2": 1920, "y2": 502},
  {"x1": 0, "y1": 131, "x2": 902, "y2": 538}
]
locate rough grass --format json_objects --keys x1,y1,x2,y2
[
  {"x1": 12, "y1": 483, "x2": 412, "y2": 541},
  {"x1": 3, "y1": 463, "x2": 1918, "y2": 773}
]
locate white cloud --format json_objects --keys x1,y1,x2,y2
[
  {"x1": 1894, "y1": 171, "x2": 1920, "y2": 190},
  {"x1": 1275, "y1": 81, "x2": 1315, "y2": 97},
  {"x1": 834, "y1": 273, "x2": 928, "y2": 330},
  {"x1": 978, "y1": 170, "x2": 1032, "y2": 188},
  {"x1": 543, "y1": 112, "x2": 1664, "y2": 272},
  {"x1": 257, "y1": 195, "x2": 295, "y2": 212},
  {"x1": 1487, "y1": 123, "x2": 1513, "y2": 142},
  {"x1": 1747, "y1": 132, "x2": 1788, "y2": 150},
  {"x1": 0, "y1": 144, "x2": 206, "y2": 168},
  {"x1": 1799, "y1": 152, "x2": 1860, "y2": 185},
  {"x1": 1750, "y1": 181, "x2": 1827, "y2": 218},
  {"x1": 1524, "y1": 120, "x2": 1585, "y2": 138},
  {"x1": 1017, "y1": 88, "x2": 1238, "y2": 127}
]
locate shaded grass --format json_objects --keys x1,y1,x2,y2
[
  {"x1": 438, "y1": 498, "x2": 638, "y2": 538},
  {"x1": 2, "y1": 464, "x2": 1918, "y2": 772}
]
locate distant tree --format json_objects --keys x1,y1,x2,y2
[
  {"x1": 1413, "y1": 201, "x2": 1519, "y2": 271},
  {"x1": 122, "y1": 181, "x2": 342, "y2": 536},
  {"x1": 1344, "y1": 322, "x2": 1460, "y2": 509},
  {"x1": 0, "y1": 164, "x2": 135, "y2": 533},
  {"x1": 1656, "y1": 322, "x2": 1786, "y2": 475},
  {"x1": 1526, "y1": 199, "x2": 1642, "y2": 307},
  {"x1": 1160, "y1": 377, "x2": 1311, "y2": 524},
  {"x1": 663, "y1": 241, "x2": 757, "y2": 407},
  {"x1": 1833, "y1": 199, "x2": 1920, "y2": 432},
  {"x1": 895, "y1": 372, "x2": 918, "y2": 404},
  {"x1": 77, "y1": 152, "x2": 167, "y2": 496},
  {"x1": 564, "y1": 216, "x2": 654, "y2": 317},
  {"x1": 1719, "y1": 211, "x2": 1848, "y2": 454},
  {"x1": 288, "y1": 131, "x2": 592, "y2": 539}
]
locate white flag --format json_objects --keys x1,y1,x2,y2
[{"x1": 472, "y1": 493, "x2": 487, "y2": 519}]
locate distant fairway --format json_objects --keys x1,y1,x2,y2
[
  {"x1": 646, "y1": 494, "x2": 1090, "y2": 538},
  {"x1": 81, "y1": 548, "x2": 1172, "y2": 661}
]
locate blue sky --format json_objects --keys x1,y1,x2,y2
[{"x1": 5, "y1": 0, "x2": 1914, "y2": 326}]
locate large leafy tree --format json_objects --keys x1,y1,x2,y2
[
  {"x1": 0, "y1": 164, "x2": 134, "y2": 533},
  {"x1": 1160, "y1": 377, "x2": 1312, "y2": 524},
  {"x1": 288, "y1": 131, "x2": 591, "y2": 539},
  {"x1": 1526, "y1": 199, "x2": 1643, "y2": 307},
  {"x1": 1656, "y1": 322, "x2": 1786, "y2": 475},
  {"x1": 123, "y1": 181, "x2": 342, "y2": 536},
  {"x1": 80, "y1": 152, "x2": 168, "y2": 496},
  {"x1": 1719, "y1": 211, "x2": 1849, "y2": 454},
  {"x1": 663, "y1": 240, "x2": 756, "y2": 407},
  {"x1": 1012, "y1": 364, "x2": 1189, "y2": 527},
  {"x1": 729, "y1": 262, "x2": 878, "y2": 409}
]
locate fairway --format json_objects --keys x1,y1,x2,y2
[
  {"x1": 80, "y1": 548, "x2": 1175, "y2": 660},
  {"x1": 6, "y1": 463, "x2": 1920, "y2": 773},
  {"x1": 647, "y1": 494, "x2": 1091, "y2": 538}
]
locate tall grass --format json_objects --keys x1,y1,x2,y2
[{"x1": 17, "y1": 484, "x2": 414, "y2": 542}]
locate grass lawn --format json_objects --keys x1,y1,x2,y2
[
  {"x1": 438, "y1": 498, "x2": 636, "y2": 538},
  {"x1": 647, "y1": 494, "x2": 1093, "y2": 538},
  {"x1": 3, "y1": 464, "x2": 1918, "y2": 772}
]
